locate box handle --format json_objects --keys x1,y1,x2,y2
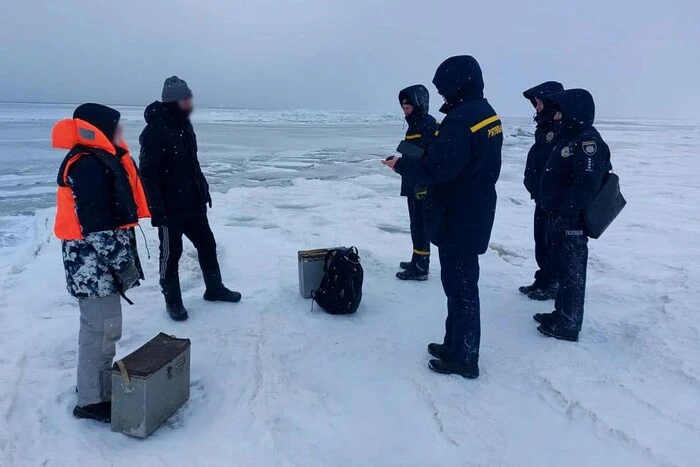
[
  {"x1": 166, "y1": 356, "x2": 186, "y2": 379},
  {"x1": 116, "y1": 359, "x2": 134, "y2": 393}
]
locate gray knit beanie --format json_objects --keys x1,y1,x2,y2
[{"x1": 162, "y1": 76, "x2": 193, "y2": 103}]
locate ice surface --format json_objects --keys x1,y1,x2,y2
[{"x1": 0, "y1": 104, "x2": 699, "y2": 466}]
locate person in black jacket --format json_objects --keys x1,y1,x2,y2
[
  {"x1": 520, "y1": 81, "x2": 564, "y2": 301},
  {"x1": 139, "y1": 76, "x2": 241, "y2": 322},
  {"x1": 534, "y1": 89, "x2": 611, "y2": 342},
  {"x1": 396, "y1": 84, "x2": 438, "y2": 281},
  {"x1": 383, "y1": 56, "x2": 502, "y2": 378}
]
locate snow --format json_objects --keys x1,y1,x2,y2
[{"x1": 1, "y1": 112, "x2": 699, "y2": 466}]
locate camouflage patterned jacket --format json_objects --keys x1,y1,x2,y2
[{"x1": 62, "y1": 228, "x2": 144, "y2": 299}]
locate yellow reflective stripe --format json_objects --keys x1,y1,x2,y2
[
  {"x1": 413, "y1": 249, "x2": 430, "y2": 256},
  {"x1": 405, "y1": 134, "x2": 422, "y2": 140},
  {"x1": 470, "y1": 115, "x2": 500, "y2": 133}
]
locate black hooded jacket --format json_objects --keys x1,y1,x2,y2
[
  {"x1": 395, "y1": 56, "x2": 502, "y2": 252},
  {"x1": 138, "y1": 101, "x2": 210, "y2": 224},
  {"x1": 398, "y1": 84, "x2": 438, "y2": 196},
  {"x1": 522, "y1": 81, "x2": 565, "y2": 200},
  {"x1": 539, "y1": 89, "x2": 611, "y2": 223}
]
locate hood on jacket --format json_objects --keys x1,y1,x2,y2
[
  {"x1": 144, "y1": 100, "x2": 190, "y2": 125},
  {"x1": 523, "y1": 81, "x2": 564, "y2": 107},
  {"x1": 72, "y1": 103, "x2": 121, "y2": 142},
  {"x1": 432, "y1": 55, "x2": 484, "y2": 112},
  {"x1": 524, "y1": 81, "x2": 565, "y2": 125},
  {"x1": 545, "y1": 89, "x2": 595, "y2": 135},
  {"x1": 398, "y1": 84, "x2": 430, "y2": 125}
]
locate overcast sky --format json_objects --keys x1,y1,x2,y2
[{"x1": 1, "y1": 0, "x2": 698, "y2": 118}]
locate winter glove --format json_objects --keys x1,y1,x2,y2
[
  {"x1": 151, "y1": 214, "x2": 168, "y2": 228},
  {"x1": 114, "y1": 260, "x2": 141, "y2": 292}
]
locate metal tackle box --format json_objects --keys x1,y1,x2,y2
[
  {"x1": 298, "y1": 248, "x2": 339, "y2": 298},
  {"x1": 111, "y1": 333, "x2": 191, "y2": 438}
]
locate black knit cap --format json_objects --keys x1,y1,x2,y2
[{"x1": 73, "y1": 103, "x2": 121, "y2": 141}]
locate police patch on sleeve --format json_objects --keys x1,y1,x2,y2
[
  {"x1": 582, "y1": 141, "x2": 598, "y2": 155},
  {"x1": 546, "y1": 131, "x2": 554, "y2": 143}
]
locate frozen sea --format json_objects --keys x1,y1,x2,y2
[{"x1": 1, "y1": 103, "x2": 699, "y2": 466}]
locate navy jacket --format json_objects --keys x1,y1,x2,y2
[
  {"x1": 398, "y1": 85, "x2": 438, "y2": 196},
  {"x1": 396, "y1": 56, "x2": 502, "y2": 253},
  {"x1": 522, "y1": 81, "x2": 564, "y2": 200},
  {"x1": 539, "y1": 89, "x2": 611, "y2": 223}
]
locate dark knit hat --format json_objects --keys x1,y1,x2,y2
[
  {"x1": 162, "y1": 76, "x2": 193, "y2": 103},
  {"x1": 73, "y1": 103, "x2": 121, "y2": 141}
]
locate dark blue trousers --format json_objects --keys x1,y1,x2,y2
[
  {"x1": 439, "y1": 245, "x2": 480, "y2": 365},
  {"x1": 550, "y1": 221, "x2": 589, "y2": 333},
  {"x1": 533, "y1": 203, "x2": 556, "y2": 285}
]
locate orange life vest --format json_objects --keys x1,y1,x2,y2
[{"x1": 52, "y1": 118, "x2": 151, "y2": 240}]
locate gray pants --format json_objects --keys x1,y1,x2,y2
[{"x1": 77, "y1": 293, "x2": 122, "y2": 407}]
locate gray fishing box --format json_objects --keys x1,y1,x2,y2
[
  {"x1": 298, "y1": 248, "x2": 340, "y2": 298},
  {"x1": 111, "y1": 333, "x2": 191, "y2": 438}
]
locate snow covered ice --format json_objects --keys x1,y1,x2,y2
[{"x1": 1, "y1": 104, "x2": 699, "y2": 466}]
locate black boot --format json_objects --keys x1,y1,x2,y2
[
  {"x1": 427, "y1": 343, "x2": 450, "y2": 361},
  {"x1": 396, "y1": 255, "x2": 429, "y2": 281},
  {"x1": 526, "y1": 282, "x2": 558, "y2": 301},
  {"x1": 519, "y1": 279, "x2": 557, "y2": 299},
  {"x1": 537, "y1": 321, "x2": 579, "y2": 342},
  {"x1": 428, "y1": 359, "x2": 479, "y2": 379},
  {"x1": 399, "y1": 261, "x2": 412, "y2": 270},
  {"x1": 161, "y1": 277, "x2": 189, "y2": 321},
  {"x1": 533, "y1": 311, "x2": 557, "y2": 325},
  {"x1": 73, "y1": 401, "x2": 111, "y2": 423},
  {"x1": 203, "y1": 268, "x2": 241, "y2": 303}
]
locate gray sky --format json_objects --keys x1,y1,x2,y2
[{"x1": 1, "y1": 0, "x2": 698, "y2": 118}]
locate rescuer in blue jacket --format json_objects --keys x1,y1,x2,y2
[
  {"x1": 520, "y1": 81, "x2": 564, "y2": 301},
  {"x1": 534, "y1": 89, "x2": 611, "y2": 342},
  {"x1": 383, "y1": 55, "x2": 502, "y2": 378},
  {"x1": 396, "y1": 84, "x2": 438, "y2": 281}
]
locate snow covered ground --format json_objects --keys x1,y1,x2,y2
[{"x1": 0, "y1": 105, "x2": 699, "y2": 466}]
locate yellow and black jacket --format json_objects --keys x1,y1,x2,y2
[{"x1": 398, "y1": 85, "x2": 439, "y2": 197}]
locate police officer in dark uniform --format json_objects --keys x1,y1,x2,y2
[
  {"x1": 396, "y1": 84, "x2": 438, "y2": 281},
  {"x1": 520, "y1": 81, "x2": 564, "y2": 300},
  {"x1": 534, "y1": 89, "x2": 611, "y2": 342},
  {"x1": 383, "y1": 56, "x2": 502, "y2": 378}
]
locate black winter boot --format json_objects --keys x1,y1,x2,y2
[
  {"x1": 399, "y1": 261, "x2": 412, "y2": 270},
  {"x1": 73, "y1": 401, "x2": 111, "y2": 423},
  {"x1": 533, "y1": 311, "x2": 556, "y2": 325},
  {"x1": 428, "y1": 359, "x2": 479, "y2": 379},
  {"x1": 203, "y1": 268, "x2": 241, "y2": 303},
  {"x1": 537, "y1": 321, "x2": 579, "y2": 342},
  {"x1": 526, "y1": 282, "x2": 559, "y2": 301},
  {"x1": 427, "y1": 343, "x2": 450, "y2": 361},
  {"x1": 396, "y1": 255, "x2": 429, "y2": 281},
  {"x1": 161, "y1": 277, "x2": 189, "y2": 321},
  {"x1": 520, "y1": 280, "x2": 558, "y2": 300}
]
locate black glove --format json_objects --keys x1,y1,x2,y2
[
  {"x1": 151, "y1": 214, "x2": 168, "y2": 228},
  {"x1": 114, "y1": 261, "x2": 141, "y2": 292}
]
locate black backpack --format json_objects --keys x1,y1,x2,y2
[{"x1": 312, "y1": 247, "x2": 363, "y2": 315}]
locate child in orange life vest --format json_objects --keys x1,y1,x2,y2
[{"x1": 52, "y1": 103, "x2": 150, "y2": 423}]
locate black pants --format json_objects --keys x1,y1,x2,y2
[
  {"x1": 533, "y1": 203, "x2": 556, "y2": 285},
  {"x1": 439, "y1": 244, "x2": 480, "y2": 365},
  {"x1": 407, "y1": 195, "x2": 430, "y2": 258},
  {"x1": 158, "y1": 214, "x2": 219, "y2": 280},
  {"x1": 550, "y1": 220, "x2": 588, "y2": 333}
]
